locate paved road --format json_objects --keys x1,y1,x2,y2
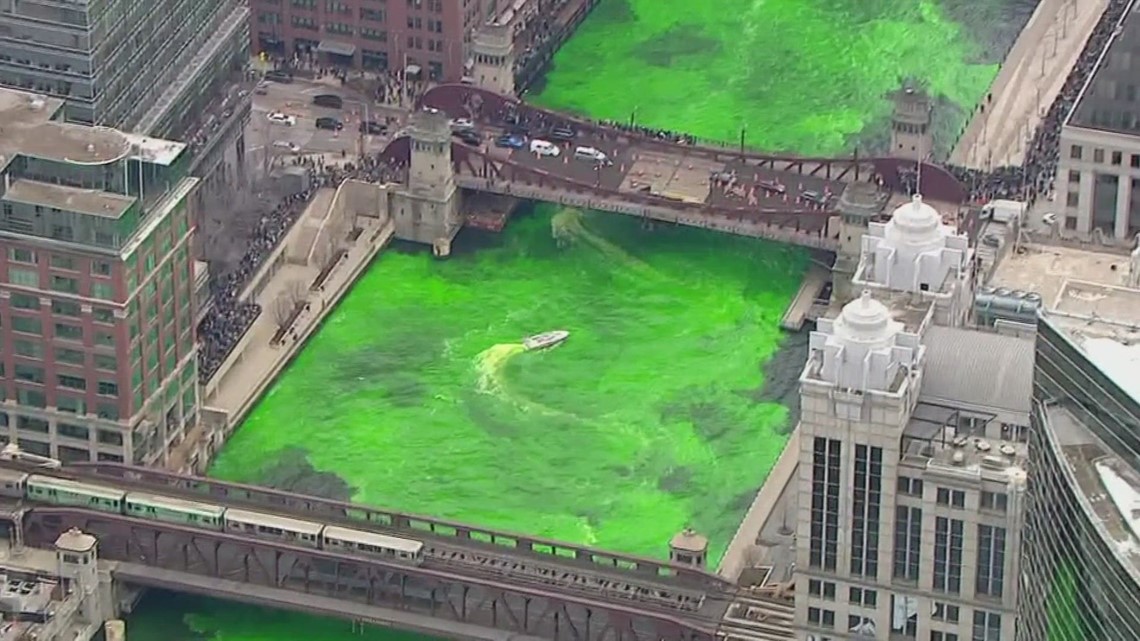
[{"x1": 249, "y1": 78, "x2": 400, "y2": 166}]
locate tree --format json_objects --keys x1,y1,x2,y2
[{"x1": 271, "y1": 279, "x2": 308, "y2": 331}]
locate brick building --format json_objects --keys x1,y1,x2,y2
[
  {"x1": 0, "y1": 88, "x2": 200, "y2": 467},
  {"x1": 251, "y1": 0, "x2": 492, "y2": 82}
]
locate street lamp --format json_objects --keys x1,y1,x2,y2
[
  {"x1": 629, "y1": 105, "x2": 638, "y2": 128},
  {"x1": 739, "y1": 124, "x2": 746, "y2": 155}
]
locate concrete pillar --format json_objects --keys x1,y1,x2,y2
[
  {"x1": 56, "y1": 528, "x2": 108, "y2": 623},
  {"x1": 1077, "y1": 169, "x2": 1094, "y2": 234},
  {"x1": 669, "y1": 528, "x2": 708, "y2": 569},
  {"x1": 105, "y1": 620, "x2": 126, "y2": 641},
  {"x1": 889, "y1": 82, "x2": 933, "y2": 162},
  {"x1": 471, "y1": 23, "x2": 515, "y2": 96},
  {"x1": 393, "y1": 108, "x2": 461, "y2": 255},
  {"x1": 1116, "y1": 174, "x2": 1131, "y2": 241}
]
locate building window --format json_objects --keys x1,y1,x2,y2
[
  {"x1": 16, "y1": 416, "x2": 48, "y2": 433},
  {"x1": 1111, "y1": 150, "x2": 1122, "y2": 165},
  {"x1": 51, "y1": 299, "x2": 82, "y2": 317},
  {"x1": 933, "y1": 517, "x2": 964, "y2": 594},
  {"x1": 897, "y1": 476, "x2": 923, "y2": 497},
  {"x1": 850, "y1": 444, "x2": 881, "y2": 578},
  {"x1": 7, "y1": 248, "x2": 36, "y2": 263},
  {"x1": 54, "y1": 323, "x2": 83, "y2": 342},
  {"x1": 1070, "y1": 144, "x2": 1082, "y2": 160},
  {"x1": 849, "y1": 586, "x2": 877, "y2": 607},
  {"x1": 94, "y1": 355, "x2": 117, "y2": 371},
  {"x1": 1068, "y1": 169, "x2": 1080, "y2": 183},
  {"x1": 50, "y1": 255, "x2": 76, "y2": 270},
  {"x1": 13, "y1": 339, "x2": 42, "y2": 358},
  {"x1": 810, "y1": 437, "x2": 841, "y2": 571},
  {"x1": 91, "y1": 261, "x2": 112, "y2": 276},
  {"x1": 97, "y1": 429, "x2": 123, "y2": 446},
  {"x1": 97, "y1": 381, "x2": 119, "y2": 397},
  {"x1": 932, "y1": 602, "x2": 960, "y2": 623},
  {"x1": 807, "y1": 607, "x2": 835, "y2": 629},
  {"x1": 971, "y1": 610, "x2": 1001, "y2": 641},
  {"x1": 893, "y1": 505, "x2": 922, "y2": 581},
  {"x1": 57, "y1": 375, "x2": 86, "y2": 391},
  {"x1": 975, "y1": 525, "x2": 1006, "y2": 598},
  {"x1": 91, "y1": 282, "x2": 114, "y2": 300},
  {"x1": 890, "y1": 595, "x2": 918, "y2": 638},
  {"x1": 808, "y1": 579, "x2": 836, "y2": 600},
  {"x1": 1093, "y1": 148, "x2": 1105, "y2": 163},
  {"x1": 94, "y1": 331, "x2": 114, "y2": 347},
  {"x1": 8, "y1": 267, "x2": 39, "y2": 288},
  {"x1": 50, "y1": 275, "x2": 79, "y2": 294},
  {"x1": 95, "y1": 404, "x2": 119, "y2": 421},
  {"x1": 92, "y1": 307, "x2": 114, "y2": 324},
  {"x1": 12, "y1": 316, "x2": 42, "y2": 335},
  {"x1": 1066, "y1": 191, "x2": 1080, "y2": 208},
  {"x1": 932, "y1": 633, "x2": 959, "y2": 641},
  {"x1": 936, "y1": 487, "x2": 966, "y2": 508},
  {"x1": 57, "y1": 395, "x2": 86, "y2": 415},
  {"x1": 10, "y1": 293, "x2": 39, "y2": 309},
  {"x1": 14, "y1": 364, "x2": 45, "y2": 384},
  {"x1": 57, "y1": 423, "x2": 89, "y2": 440},
  {"x1": 55, "y1": 348, "x2": 84, "y2": 365},
  {"x1": 979, "y1": 491, "x2": 1008, "y2": 513}
]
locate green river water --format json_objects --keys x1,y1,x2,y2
[{"x1": 129, "y1": 0, "x2": 1022, "y2": 637}]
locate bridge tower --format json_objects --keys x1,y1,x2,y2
[
  {"x1": 56, "y1": 528, "x2": 114, "y2": 625},
  {"x1": 669, "y1": 528, "x2": 708, "y2": 569},
  {"x1": 889, "y1": 82, "x2": 933, "y2": 162},
  {"x1": 470, "y1": 23, "x2": 515, "y2": 96},
  {"x1": 395, "y1": 107, "x2": 462, "y2": 257},
  {"x1": 832, "y1": 183, "x2": 889, "y2": 305}
]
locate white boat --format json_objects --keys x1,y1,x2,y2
[{"x1": 523, "y1": 330, "x2": 569, "y2": 351}]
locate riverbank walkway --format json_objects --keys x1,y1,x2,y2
[
  {"x1": 951, "y1": 0, "x2": 1107, "y2": 169},
  {"x1": 780, "y1": 264, "x2": 829, "y2": 331},
  {"x1": 168, "y1": 183, "x2": 395, "y2": 472}
]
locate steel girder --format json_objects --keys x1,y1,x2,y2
[{"x1": 23, "y1": 508, "x2": 720, "y2": 641}]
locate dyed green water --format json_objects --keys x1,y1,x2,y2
[{"x1": 128, "y1": 0, "x2": 1018, "y2": 637}]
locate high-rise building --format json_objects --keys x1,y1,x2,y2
[
  {"x1": 1054, "y1": 1, "x2": 1140, "y2": 242},
  {"x1": 0, "y1": 0, "x2": 250, "y2": 135},
  {"x1": 794, "y1": 196, "x2": 1032, "y2": 641},
  {"x1": 0, "y1": 89, "x2": 200, "y2": 467},
  {"x1": 249, "y1": 0, "x2": 488, "y2": 82},
  {"x1": 1018, "y1": 310, "x2": 1140, "y2": 638}
]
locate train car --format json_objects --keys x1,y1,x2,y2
[
  {"x1": 124, "y1": 492, "x2": 224, "y2": 530},
  {"x1": 26, "y1": 475, "x2": 124, "y2": 513},
  {"x1": 322, "y1": 526, "x2": 424, "y2": 564},
  {"x1": 224, "y1": 508, "x2": 322, "y2": 548},
  {"x1": 0, "y1": 469, "x2": 29, "y2": 499}
]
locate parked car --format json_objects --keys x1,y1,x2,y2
[
  {"x1": 449, "y1": 117, "x2": 474, "y2": 132},
  {"x1": 272, "y1": 141, "x2": 301, "y2": 153},
  {"x1": 265, "y1": 71, "x2": 293, "y2": 83},
  {"x1": 454, "y1": 129, "x2": 481, "y2": 145},
  {"x1": 266, "y1": 112, "x2": 296, "y2": 126},
  {"x1": 757, "y1": 180, "x2": 785, "y2": 194},
  {"x1": 801, "y1": 190, "x2": 829, "y2": 205},
  {"x1": 495, "y1": 134, "x2": 526, "y2": 149},
  {"x1": 313, "y1": 94, "x2": 343, "y2": 109},
  {"x1": 573, "y1": 146, "x2": 611, "y2": 165},
  {"x1": 549, "y1": 126, "x2": 576, "y2": 141},
  {"x1": 359, "y1": 120, "x2": 387, "y2": 135},
  {"x1": 530, "y1": 139, "x2": 560, "y2": 157},
  {"x1": 316, "y1": 117, "x2": 343, "y2": 131}
]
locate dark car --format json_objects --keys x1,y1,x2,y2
[
  {"x1": 313, "y1": 94, "x2": 343, "y2": 109},
  {"x1": 494, "y1": 134, "x2": 526, "y2": 149},
  {"x1": 758, "y1": 180, "x2": 785, "y2": 195},
  {"x1": 265, "y1": 71, "x2": 293, "y2": 83},
  {"x1": 454, "y1": 129, "x2": 481, "y2": 145},
  {"x1": 359, "y1": 120, "x2": 387, "y2": 135},
  {"x1": 549, "y1": 126, "x2": 576, "y2": 141},
  {"x1": 801, "y1": 190, "x2": 830, "y2": 206},
  {"x1": 316, "y1": 117, "x2": 343, "y2": 131}
]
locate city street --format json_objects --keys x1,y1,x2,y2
[{"x1": 248, "y1": 77, "x2": 404, "y2": 168}]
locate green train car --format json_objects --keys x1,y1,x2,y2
[
  {"x1": 123, "y1": 492, "x2": 225, "y2": 529},
  {"x1": 26, "y1": 475, "x2": 124, "y2": 513}
]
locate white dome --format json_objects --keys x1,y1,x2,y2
[
  {"x1": 836, "y1": 290, "x2": 895, "y2": 344},
  {"x1": 886, "y1": 194, "x2": 943, "y2": 247}
]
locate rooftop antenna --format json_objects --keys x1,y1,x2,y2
[{"x1": 915, "y1": 158, "x2": 922, "y2": 197}]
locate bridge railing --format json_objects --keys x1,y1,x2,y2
[{"x1": 23, "y1": 461, "x2": 734, "y2": 590}]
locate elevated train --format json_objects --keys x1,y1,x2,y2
[{"x1": 1, "y1": 470, "x2": 424, "y2": 564}]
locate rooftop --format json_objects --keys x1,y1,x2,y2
[
  {"x1": 901, "y1": 400, "x2": 1029, "y2": 485},
  {"x1": 992, "y1": 244, "x2": 1140, "y2": 400},
  {"x1": 0, "y1": 89, "x2": 130, "y2": 167},
  {"x1": 1067, "y1": 0, "x2": 1140, "y2": 137},
  {"x1": 3, "y1": 179, "x2": 135, "y2": 219},
  {"x1": 1046, "y1": 403, "x2": 1140, "y2": 578},
  {"x1": 121, "y1": 132, "x2": 187, "y2": 166},
  {"x1": 920, "y1": 325, "x2": 1035, "y2": 416}
]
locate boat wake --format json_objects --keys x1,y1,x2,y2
[
  {"x1": 550, "y1": 209, "x2": 663, "y2": 281},
  {"x1": 473, "y1": 343, "x2": 576, "y2": 419}
]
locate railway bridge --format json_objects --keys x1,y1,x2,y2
[
  {"x1": 372, "y1": 84, "x2": 967, "y2": 255},
  {"x1": 0, "y1": 460, "x2": 794, "y2": 641}
]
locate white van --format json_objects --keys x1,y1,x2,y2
[
  {"x1": 573, "y1": 146, "x2": 610, "y2": 165},
  {"x1": 529, "y1": 139, "x2": 560, "y2": 157}
]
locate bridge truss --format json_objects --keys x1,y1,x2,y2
[{"x1": 21, "y1": 508, "x2": 720, "y2": 641}]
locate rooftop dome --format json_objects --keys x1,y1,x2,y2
[
  {"x1": 836, "y1": 290, "x2": 895, "y2": 344},
  {"x1": 886, "y1": 194, "x2": 943, "y2": 247}
]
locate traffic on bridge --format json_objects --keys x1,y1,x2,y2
[{"x1": 0, "y1": 456, "x2": 794, "y2": 641}]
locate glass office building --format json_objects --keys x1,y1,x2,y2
[{"x1": 1019, "y1": 315, "x2": 1140, "y2": 640}]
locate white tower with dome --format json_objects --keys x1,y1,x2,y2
[{"x1": 853, "y1": 194, "x2": 974, "y2": 326}]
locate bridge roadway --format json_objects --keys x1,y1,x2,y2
[
  {"x1": 1, "y1": 461, "x2": 794, "y2": 641},
  {"x1": 397, "y1": 85, "x2": 968, "y2": 248}
]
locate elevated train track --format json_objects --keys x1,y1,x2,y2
[{"x1": 0, "y1": 461, "x2": 754, "y2": 613}]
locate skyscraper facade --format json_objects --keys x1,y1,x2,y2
[
  {"x1": 0, "y1": 0, "x2": 249, "y2": 134},
  {"x1": 0, "y1": 89, "x2": 200, "y2": 467}
]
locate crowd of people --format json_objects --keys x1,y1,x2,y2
[
  {"x1": 196, "y1": 154, "x2": 407, "y2": 383},
  {"x1": 947, "y1": 0, "x2": 1131, "y2": 205},
  {"x1": 596, "y1": 119, "x2": 698, "y2": 145}
]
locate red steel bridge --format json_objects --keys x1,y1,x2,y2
[
  {"x1": 375, "y1": 85, "x2": 967, "y2": 250},
  {"x1": 1, "y1": 460, "x2": 793, "y2": 641}
]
